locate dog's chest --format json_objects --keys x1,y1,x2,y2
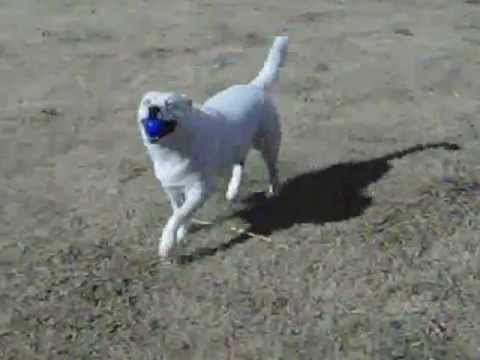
[{"x1": 147, "y1": 145, "x2": 195, "y2": 186}]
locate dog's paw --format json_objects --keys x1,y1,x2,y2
[
  {"x1": 226, "y1": 192, "x2": 238, "y2": 202},
  {"x1": 159, "y1": 230, "x2": 176, "y2": 258},
  {"x1": 267, "y1": 183, "x2": 281, "y2": 198},
  {"x1": 158, "y1": 242, "x2": 171, "y2": 258},
  {"x1": 226, "y1": 186, "x2": 240, "y2": 202},
  {"x1": 176, "y1": 225, "x2": 189, "y2": 243}
]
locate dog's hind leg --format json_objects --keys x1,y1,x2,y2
[
  {"x1": 226, "y1": 162, "x2": 244, "y2": 201},
  {"x1": 255, "y1": 132, "x2": 281, "y2": 197}
]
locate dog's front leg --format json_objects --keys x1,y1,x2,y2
[
  {"x1": 165, "y1": 188, "x2": 191, "y2": 242},
  {"x1": 159, "y1": 182, "x2": 210, "y2": 258}
]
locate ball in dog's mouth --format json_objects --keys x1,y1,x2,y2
[{"x1": 142, "y1": 106, "x2": 178, "y2": 143}]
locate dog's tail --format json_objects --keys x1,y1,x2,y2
[{"x1": 250, "y1": 36, "x2": 288, "y2": 92}]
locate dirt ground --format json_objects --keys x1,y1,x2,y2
[{"x1": 1, "y1": 0, "x2": 480, "y2": 358}]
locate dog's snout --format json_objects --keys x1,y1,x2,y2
[{"x1": 148, "y1": 105, "x2": 161, "y2": 118}]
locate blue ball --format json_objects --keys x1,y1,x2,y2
[{"x1": 144, "y1": 116, "x2": 166, "y2": 138}]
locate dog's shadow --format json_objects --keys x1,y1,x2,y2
[{"x1": 177, "y1": 142, "x2": 460, "y2": 264}]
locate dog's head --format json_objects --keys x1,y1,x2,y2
[{"x1": 137, "y1": 91, "x2": 193, "y2": 144}]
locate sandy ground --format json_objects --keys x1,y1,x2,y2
[{"x1": 1, "y1": 0, "x2": 480, "y2": 358}]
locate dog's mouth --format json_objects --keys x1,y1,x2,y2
[
  {"x1": 142, "y1": 119, "x2": 178, "y2": 144},
  {"x1": 141, "y1": 105, "x2": 178, "y2": 144}
]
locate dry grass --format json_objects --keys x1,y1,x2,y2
[
  {"x1": 2, "y1": 0, "x2": 480, "y2": 358},
  {"x1": 1, "y1": 169, "x2": 479, "y2": 360}
]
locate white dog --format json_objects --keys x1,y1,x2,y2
[{"x1": 137, "y1": 36, "x2": 289, "y2": 258}]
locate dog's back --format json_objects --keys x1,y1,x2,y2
[
  {"x1": 202, "y1": 84, "x2": 273, "y2": 127},
  {"x1": 202, "y1": 35, "x2": 288, "y2": 124},
  {"x1": 197, "y1": 36, "x2": 289, "y2": 170}
]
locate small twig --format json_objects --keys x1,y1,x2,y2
[
  {"x1": 190, "y1": 219, "x2": 214, "y2": 226},
  {"x1": 229, "y1": 226, "x2": 272, "y2": 242},
  {"x1": 191, "y1": 218, "x2": 271, "y2": 242}
]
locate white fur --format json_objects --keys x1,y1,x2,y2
[{"x1": 137, "y1": 36, "x2": 289, "y2": 258}]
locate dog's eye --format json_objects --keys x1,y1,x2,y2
[{"x1": 144, "y1": 99, "x2": 151, "y2": 107}]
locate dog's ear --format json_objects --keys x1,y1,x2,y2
[{"x1": 166, "y1": 93, "x2": 193, "y2": 119}]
